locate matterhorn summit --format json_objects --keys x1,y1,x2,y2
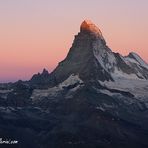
[{"x1": 80, "y1": 20, "x2": 104, "y2": 40}]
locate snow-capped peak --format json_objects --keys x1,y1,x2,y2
[{"x1": 80, "y1": 20, "x2": 104, "y2": 39}]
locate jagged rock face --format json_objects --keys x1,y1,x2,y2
[
  {"x1": 50, "y1": 28, "x2": 113, "y2": 84},
  {"x1": 30, "y1": 68, "x2": 55, "y2": 88}
]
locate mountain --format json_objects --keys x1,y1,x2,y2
[
  {"x1": 31, "y1": 20, "x2": 148, "y2": 87},
  {"x1": 0, "y1": 20, "x2": 148, "y2": 148}
]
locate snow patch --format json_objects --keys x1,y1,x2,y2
[
  {"x1": 95, "y1": 106, "x2": 106, "y2": 112},
  {"x1": 58, "y1": 74, "x2": 83, "y2": 89}
]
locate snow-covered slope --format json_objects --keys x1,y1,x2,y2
[
  {"x1": 99, "y1": 78, "x2": 148, "y2": 100},
  {"x1": 31, "y1": 74, "x2": 84, "y2": 102},
  {"x1": 92, "y1": 37, "x2": 148, "y2": 80}
]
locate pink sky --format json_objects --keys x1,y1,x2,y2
[{"x1": 0, "y1": 0, "x2": 148, "y2": 82}]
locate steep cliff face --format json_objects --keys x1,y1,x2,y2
[{"x1": 50, "y1": 22, "x2": 113, "y2": 83}]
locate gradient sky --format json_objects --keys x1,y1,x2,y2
[{"x1": 0, "y1": 0, "x2": 148, "y2": 82}]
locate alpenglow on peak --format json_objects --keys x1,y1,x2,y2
[{"x1": 80, "y1": 20, "x2": 104, "y2": 39}]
